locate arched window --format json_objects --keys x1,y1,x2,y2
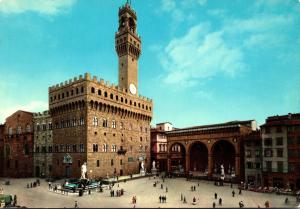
[
  {"x1": 103, "y1": 118, "x2": 108, "y2": 127},
  {"x1": 103, "y1": 144, "x2": 108, "y2": 152},
  {"x1": 4, "y1": 144, "x2": 11, "y2": 157},
  {"x1": 35, "y1": 146, "x2": 40, "y2": 153},
  {"x1": 26, "y1": 124, "x2": 31, "y2": 132},
  {"x1": 81, "y1": 86, "x2": 84, "y2": 93},
  {"x1": 8, "y1": 127, "x2": 13, "y2": 136},
  {"x1": 112, "y1": 144, "x2": 117, "y2": 152},
  {"x1": 98, "y1": 89, "x2": 101, "y2": 95},
  {"x1": 104, "y1": 92, "x2": 108, "y2": 97},
  {"x1": 112, "y1": 120, "x2": 116, "y2": 129},
  {"x1": 91, "y1": 87, "x2": 95, "y2": 93},
  {"x1": 24, "y1": 144, "x2": 29, "y2": 155},
  {"x1": 110, "y1": 93, "x2": 114, "y2": 99},
  {"x1": 76, "y1": 88, "x2": 79, "y2": 94},
  {"x1": 120, "y1": 122, "x2": 123, "y2": 129},
  {"x1": 93, "y1": 144, "x2": 98, "y2": 152},
  {"x1": 93, "y1": 117, "x2": 98, "y2": 126}
]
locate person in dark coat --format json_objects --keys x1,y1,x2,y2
[
  {"x1": 232, "y1": 190, "x2": 235, "y2": 197},
  {"x1": 219, "y1": 198, "x2": 222, "y2": 205},
  {"x1": 215, "y1": 193, "x2": 217, "y2": 199}
]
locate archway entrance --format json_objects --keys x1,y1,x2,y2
[
  {"x1": 35, "y1": 166, "x2": 40, "y2": 177},
  {"x1": 189, "y1": 142, "x2": 208, "y2": 172},
  {"x1": 169, "y1": 143, "x2": 186, "y2": 173},
  {"x1": 212, "y1": 140, "x2": 235, "y2": 175}
]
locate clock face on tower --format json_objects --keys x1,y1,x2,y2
[{"x1": 129, "y1": 83, "x2": 137, "y2": 95}]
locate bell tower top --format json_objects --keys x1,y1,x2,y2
[{"x1": 115, "y1": 2, "x2": 141, "y2": 95}]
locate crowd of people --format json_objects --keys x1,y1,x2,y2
[{"x1": 26, "y1": 179, "x2": 40, "y2": 188}]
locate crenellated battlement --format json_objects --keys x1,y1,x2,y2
[
  {"x1": 33, "y1": 110, "x2": 50, "y2": 117},
  {"x1": 49, "y1": 72, "x2": 152, "y2": 103}
]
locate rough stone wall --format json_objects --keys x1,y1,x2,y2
[{"x1": 2, "y1": 110, "x2": 34, "y2": 177}]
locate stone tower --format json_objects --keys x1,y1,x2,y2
[{"x1": 115, "y1": 2, "x2": 141, "y2": 96}]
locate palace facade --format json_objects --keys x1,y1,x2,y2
[
  {"x1": 1, "y1": 110, "x2": 34, "y2": 177},
  {"x1": 49, "y1": 3, "x2": 153, "y2": 179},
  {"x1": 33, "y1": 111, "x2": 53, "y2": 178},
  {"x1": 261, "y1": 113, "x2": 300, "y2": 190}
]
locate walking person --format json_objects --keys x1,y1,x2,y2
[
  {"x1": 219, "y1": 198, "x2": 222, "y2": 206},
  {"x1": 183, "y1": 196, "x2": 187, "y2": 203},
  {"x1": 239, "y1": 189, "x2": 242, "y2": 195},
  {"x1": 161, "y1": 184, "x2": 163, "y2": 189},
  {"x1": 13, "y1": 195, "x2": 17, "y2": 206},
  {"x1": 181, "y1": 193, "x2": 183, "y2": 201},
  {"x1": 213, "y1": 202, "x2": 216, "y2": 208},
  {"x1": 232, "y1": 190, "x2": 235, "y2": 197},
  {"x1": 166, "y1": 187, "x2": 168, "y2": 192},
  {"x1": 74, "y1": 201, "x2": 78, "y2": 208},
  {"x1": 285, "y1": 197, "x2": 289, "y2": 204},
  {"x1": 159, "y1": 195, "x2": 162, "y2": 203},
  {"x1": 215, "y1": 193, "x2": 217, "y2": 199}
]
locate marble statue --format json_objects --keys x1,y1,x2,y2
[
  {"x1": 152, "y1": 160, "x2": 156, "y2": 169},
  {"x1": 220, "y1": 164, "x2": 225, "y2": 176},
  {"x1": 141, "y1": 161, "x2": 145, "y2": 171},
  {"x1": 81, "y1": 162, "x2": 87, "y2": 179}
]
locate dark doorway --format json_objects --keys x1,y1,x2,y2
[
  {"x1": 189, "y1": 142, "x2": 208, "y2": 172},
  {"x1": 296, "y1": 179, "x2": 300, "y2": 190},
  {"x1": 65, "y1": 165, "x2": 71, "y2": 178},
  {"x1": 35, "y1": 166, "x2": 40, "y2": 177},
  {"x1": 120, "y1": 169, "x2": 123, "y2": 176}
]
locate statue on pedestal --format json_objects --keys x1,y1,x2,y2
[
  {"x1": 220, "y1": 164, "x2": 225, "y2": 176},
  {"x1": 81, "y1": 162, "x2": 87, "y2": 179},
  {"x1": 152, "y1": 160, "x2": 156, "y2": 170}
]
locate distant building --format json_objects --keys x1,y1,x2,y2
[
  {"x1": 2, "y1": 110, "x2": 34, "y2": 177},
  {"x1": 48, "y1": 3, "x2": 153, "y2": 178},
  {"x1": 244, "y1": 130, "x2": 262, "y2": 186},
  {"x1": 0, "y1": 124, "x2": 4, "y2": 177},
  {"x1": 151, "y1": 122, "x2": 173, "y2": 172},
  {"x1": 33, "y1": 111, "x2": 53, "y2": 178},
  {"x1": 261, "y1": 113, "x2": 300, "y2": 190},
  {"x1": 165, "y1": 120, "x2": 257, "y2": 182}
]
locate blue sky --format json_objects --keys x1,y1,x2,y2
[{"x1": 0, "y1": 0, "x2": 299, "y2": 128}]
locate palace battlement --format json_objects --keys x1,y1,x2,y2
[
  {"x1": 33, "y1": 110, "x2": 50, "y2": 117},
  {"x1": 49, "y1": 72, "x2": 152, "y2": 102}
]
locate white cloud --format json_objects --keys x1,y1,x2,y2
[
  {"x1": 0, "y1": 100, "x2": 48, "y2": 123},
  {"x1": 0, "y1": 0, "x2": 76, "y2": 15},
  {"x1": 197, "y1": 0, "x2": 207, "y2": 6},
  {"x1": 160, "y1": 23, "x2": 245, "y2": 87}
]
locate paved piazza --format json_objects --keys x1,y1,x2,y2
[{"x1": 0, "y1": 177, "x2": 297, "y2": 208}]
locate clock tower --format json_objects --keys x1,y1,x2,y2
[{"x1": 115, "y1": 2, "x2": 141, "y2": 95}]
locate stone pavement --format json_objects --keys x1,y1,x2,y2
[{"x1": 0, "y1": 176, "x2": 298, "y2": 208}]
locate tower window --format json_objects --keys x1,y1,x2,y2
[
  {"x1": 104, "y1": 92, "x2": 107, "y2": 97},
  {"x1": 98, "y1": 89, "x2": 101, "y2": 95},
  {"x1": 116, "y1": 96, "x2": 118, "y2": 101},
  {"x1": 66, "y1": 92, "x2": 69, "y2": 97},
  {"x1": 71, "y1": 90, "x2": 74, "y2": 95},
  {"x1": 97, "y1": 160, "x2": 100, "y2": 167},
  {"x1": 110, "y1": 93, "x2": 114, "y2": 99},
  {"x1": 125, "y1": 99, "x2": 127, "y2": 104},
  {"x1": 121, "y1": 97, "x2": 123, "y2": 102},
  {"x1": 130, "y1": 100, "x2": 132, "y2": 105},
  {"x1": 134, "y1": 102, "x2": 136, "y2": 106},
  {"x1": 81, "y1": 87, "x2": 84, "y2": 93},
  {"x1": 91, "y1": 87, "x2": 95, "y2": 93},
  {"x1": 76, "y1": 88, "x2": 79, "y2": 94}
]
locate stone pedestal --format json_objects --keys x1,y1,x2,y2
[
  {"x1": 140, "y1": 170, "x2": 146, "y2": 176},
  {"x1": 151, "y1": 168, "x2": 157, "y2": 175}
]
